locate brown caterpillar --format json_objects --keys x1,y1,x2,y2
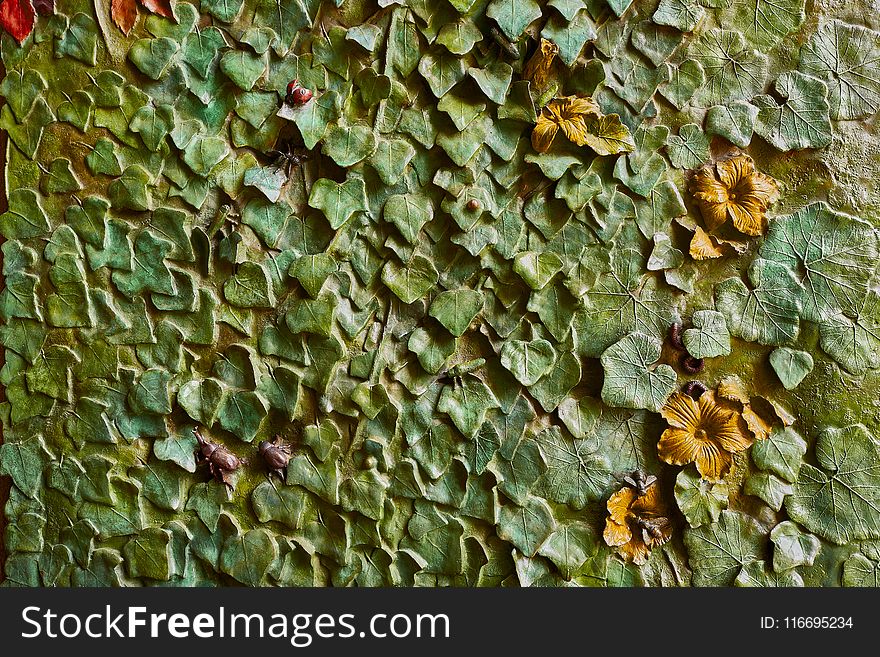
[
  {"x1": 668, "y1": 322, "x2": 684, "y2": 350},
  {"x1": 682, "y1": 380, "x2": 708, "y2": 399}
]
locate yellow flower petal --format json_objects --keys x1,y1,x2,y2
[
  {"x1": 523, "y1": 38, "x2": 558, "y2": 90},
  {"x1": 660, "y1": 391, "x2": 702, "y2": 429},
  {"x1": 606, "y1": 487, "x2": 636, "y2": 523},
  {"x1": 727, "y1": 199, "x2": 765, "y2": 236},
  {"x1": 658, "y1": 427, "x2": 704, "y2": 466},
  {"x1": 531, "y1": 117, "x2": 558, "y2": 152},
  {"x1": 617, "y1": 535, "x2": 651, "y2": 564},
  {"x1": 716, "y1": 155, "x2": 754, "y2": 189},
  {"x1": 690, "y1": 226, "x2": 725, "y2": 260},
  {"x1": 603, "y1": 519, "x2": 632, "y2": 548},
  {"x1": 690, "y1": 167, "x2": 728, "y2": 202},
  {"x1": 694, "y1": 440, "x2": 733, "y2": 482}
]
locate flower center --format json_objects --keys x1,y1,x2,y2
[
  {"x1": 694, "y1": 428, "x2": 709, "y2": 441},
  {"x1": 729, "y1": 191, "x2": 737, "y2": 200}
]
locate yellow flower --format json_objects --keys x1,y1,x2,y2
[
  {"x1": 531, "y1": 95, "x2": 600, "y2": 152},
  {"x1": 523, "y1": 38, "x2": 558, "y2": 90},
  {"x1": 658, "y1": 391, "x2": 753, "y2": 481},
  {"x1": 603, "y1": 479, "x2": 671, "y2": 565},
  {"x1": 688, "y1": 155, "x2": 780, "y2": 236}
]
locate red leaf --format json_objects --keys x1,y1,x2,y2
[
  {"x1": 111, "y1": 0, "x2": 137, "y2": 35},
  {"x1": 0, "y1": 0, "x2": 35, "y2": 44},
  {"x1": 31, "y1": 0, "x2": 52, "y2": 15},
  {"x1": 138, "y1": 0, "x2": 174, "y2": 19}
]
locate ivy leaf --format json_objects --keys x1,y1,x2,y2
[
  {"x1": 489, "y1": 440, "x2": 547, "y2": 504},
  {"x1": 383, "y1": 194, "x2": 431, "y2": 245},
  {"x1": 660, "y1": 59, "x2": 705, "y2": 110},
  {"x1": 653, "y1": 0, "x2": 704, "y2": 32},
  {"x1": 123, "y1": 527, "x2": 172, "y2": 581},
  {"x1": 253, "y1": 0, "x2": 308, "y2": 55},
  {"x1": 86, "y1": 138, "x2": 123, "y2": 176},
  {"x1": 647, "y1": 233, "x2": 684, "y2": 271},
  {"x1": 41, "y1": 158, "x2": 82, "y2": 194},
  {"x1": 280, "y1": 90, "x2": 340, "y2": 150},
  {"x1": 799, "y1": 19, "x2": 880, "y2": 120},
  {"x1": 467, "y1": 62, "x2": 513, "y2": 104},
  {"x1": 288, "y1": 254, "x2": 337, "y2": 298},
  {"x1": 251, "y1": 481, "x2": 306, "y2": 530},
  {"x1": 758, "y1": 201, "x2": 878, "y2": 323},
  {"x1": 285, "y1": 292, "x2": 337, "y2": 337},
  {"x1": 437, "y1": 375, "x2": 500, "y2": 439},
  {"x1": 683, "y1": 310, "x2": 730, "y2": 358},
  {"x1": 322, "y1": 123, "x2": 378, "y2": 167},
  {"x1": 153, "y1": 425, "x2": 199, "y2": 473},
  {"x1": 769, "y1": 347, "x2": 813, "y2": 390},
  {"x1": 705, "y1": 100, "x2": 758, "y2": 148},
  {"x1": 129, "y1": 104, "x2": 174, "y2": 152},
  {"x1": 429, "y1": 289, "x2": 483, "y2": 337},
  {"x1": 220, "y1": 528, "x2": 277, "y2": 586},
  {"x1": 218, "y1": 390, "x2": 268, "y2": 442},
  {"x1": 185, "y1": 481, "x2": 229, "y2": 531},
  {"x1": 419, "y1": 50, "x2": 467, "y2": 99},
  {"x1": 527, "y1": 282, "x2": 579, "y2": 343},
  {"x1": 534, "y1": 426, "x2": 615, "y2": 509},
  {"x1": 500, "y1": 339, "x2": 556, "y2": 386},
  {"x1": 577, "y1": 254, "x2": 681, "y2": 357},
  {"x1": 720, "y1": 0, "x2": 805, "y2": 49},
  {"x1": 751, "y1": 427, "x2": 806, "y2": 483},
  {"x1": 819, "y1": 290, "x2": 880, "y2": 375},
  {"x1": 0, "y1": 188, "x2": 50, "y2": 239},
  {"x1": 408, "y1": 327, "x2": 455, "y2": 375},
  {"x1": 382, "y1": 254, "x2": 438, "y2": 305},
  {"x1": 0, "y1": 96, "x2": 53, "y2": 159},
  {"x1": 753, "y1": 71, "x2": 832, "y2": 151},
  {"x1": 541, "y1": 11, "x2": 596, "y2": 66},
  {"x1": 308, "y1": 177, "x2": 368, "y2": 230},
  {"x1": 387, "y1": 7, "x2": 420, "y2": 77},
  {"x1": 437, "y1": 20, "x2": 482, "y2": 55},
  {"x1": 744, "y1": 471, "x2": 792, "y2": 511},
  {"x1": 369, "y1": 137, "x2": 415, "y2": 185},
  {"x1": 770, "y1": 521, "x2": 820, "y2": 573},
  {"x1": 497, "y1": 496, "x2": 555, "y2": 557},
  {"x1": 537, "y1": 521, "x2": 596, "y2": 580},
  {"x1": 57, "y1": 89, "x2": 93, "y2": 132},
  {"x1": 184, "y1": 135, "x2": 230, "y2": 176},
  {"x1": 128, "y1": 37, "x2": 179, "y2": 80},
  {"x1": 735, "y1": 560, "x2": 803, "y2": 587},
  {"x1": 843, "y1": 552, "x2": 880, "y2": 586},
  {"x1": 224, "y1": 261, "x2": 274, "y2": 309},
  {"x1": 286, "y1": 445, "x2": 340, "y2": 504},
  {"x1": 487, "y1": 0, "x2": 542, "y2": 41},
  {"x1": 786, "y1": 424, "x2": 880, "y2": 544},
  {"x1": 243, "y1": 166, "x2": 287, "y2": 203},
  {"x1": 109, "y1": 165, "x2": 152, "y2": 211},
  {"x1": 714, "y1": 258, "x2": 803, "y2": 346},
  {"x1": 340, "y1": 468, "x2": 389, "y2": 520},
  {"x1": 112, "y1": 230, "x2": 174, "y2": 297},
  {"x1": 0, "y1": 68, "x2": 45, "y2": 121},
  {"x1": 675, "y1": 466, "x2": 730, "y2": 528},
  {"x1": 665, "y1": 123, "x2": 709, "y2": 169},
  {"x1": 0, "y1": 436, "x2": 46, "y2": 498},
  {"x1": 202, "y1": 0, "x2": 244, "y2": 23},
  {"x1": 27, "y1": 344, "x2": 78, "y2": 402},
  {"x1": 690, "y1": 29, "x2": 769, "y2": 107},
  {"x1": 684, "y1": 510, "x2": 765, "y2": 586},
  {"x1": 600, "y1": 332, "x2": 676, "y2": 412}
]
